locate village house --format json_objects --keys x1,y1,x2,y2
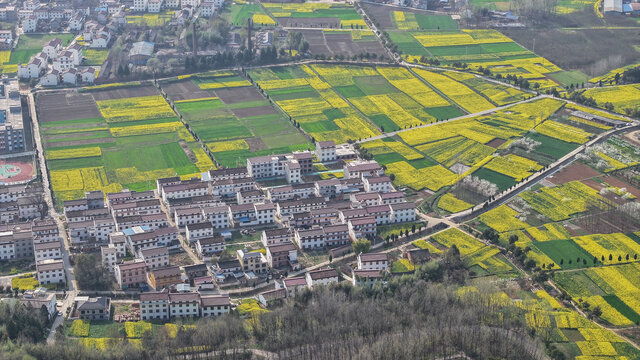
[
  {"x1": 139, "y1": 246, "x2": 169, "y2": 270},
  {"x1": 294, "y1": 228, "x2": 325, "y2": 250},
  {"x1": 266, "y1": 242, "x2": 298, "y2": 269},
  {"x1": 36, "y1": 259, "x2": 65, "y2": 285},
  {"x1": 261, "y1": 228, "x2": 291, "y2": 247},
  {"x1": 19, "y1": 289, "x2": 57, "y2": 320},
  {"x1": 140, "y1": 291, "x2": 169, "y2": 320},
  {"x1": 357, "y1": 252, "x2": 388, "y2": 271},
  {"x1": 237, "y1": 250, "x2": 268, "y2": 274},
  {"x1": 305, "y1": 268, "x2": 339, "y2": 289},
  {"x1": 114, "y1": 259, "x2": 147, "y2": 289},
  {"x1": 76, "y1": 297, "x2": 111, "y2": 320},
  {"x1": 195, "y1": 236, "x2": 226, "y2": 257},
  {"x1": 169, "y1": 292, "x2": 200, "y2": 318},
  {"x1": 315, "y1": 141, "x2": 337, "y2": 162},
  {"x1": 200, "y1": 295, "x2": 231, "y2": 317},
  {"x1": 149, "y1": 266, "x2": 182, "y2": 290}
]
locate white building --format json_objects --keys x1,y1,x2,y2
[
  {"x1": 139, "y1": 246, "x2": 169, "y2": 270},
  {"x1": 22, "y1": 16, "x2": 37, "y2": 33},
  {"x1": 357, "y1": 253, "x2": 388, "y2": 272},
  {"x1": 294, "y1": 228, "x2": 325, "y2": 250},
  {"x1": 61, "y1": 68, "x2": 77, "y2": 85},
  {"x1": 40, "y1": 69, "x2": 59, "y2": 86},
  {"x1": 200, "y1": 295, "x2": 231, "y2": 317},
  {"x1": 305, "y1": 268, "x2": 339, "y2": 289},
  {"x1": 140, "y1": 291, "x2": 169, "y2": 320},
  {"x1": 42, "y1": 38, "x2": 62, "y2": 59},
  {"x1": 80, "y1": 67, "x2": 96, "y2": 84},
  {"x1": 101, "y1": 245, "x2": 117, "y2": 273},
  {"x1": 363, "y1": 176, "x2": 393, "y2": 193},
  {"x1": 36, "y1": 259, "x2": 65, "y2": 285},
  {"x1": 33, "y1": 240, "x2": 62, "y2": 261},
  {"x1": 148, "y1": 0, "x2": 163, "y2": 12},
  {"x1": 315, "y1": 141, "x2": 336, "y2": 162},
  {"x1": 169, "y1": 292, "x2": 200, "y2": 318},
  {"x1": 390, "y1": 202, "x2": 416, "y2": 223},
  {"x1": 133, "y1": 0, "x2": 148, "y2": 11}
]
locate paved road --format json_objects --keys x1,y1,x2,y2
[
  {"x1": 357, "y1": 94, "x2": 543, "y2": 144},
  {"x1": 25, "y1": 91, "x2": 77, "y2": 342}
]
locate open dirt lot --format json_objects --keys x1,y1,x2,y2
[
  {"x1": 301, "y1": 30, "x2": 386, "y2": 57},
  {"x1": 277, "y1": 17, "x2": 340, "y2": 28},
  {"x1": 216, "y1": 86, "x2": 264, "y2": 104},
  {"x1": 548, "y1": 162, "x2": 601, "y2": 185},
  {"x1": 36, "y1": 92, "x2": 101, "y2": 122},
  {"x1": 161, "y1": 79, "x2": 218, "y2": 101},
  {"x1": 90, "y1": 85, "x2": 160, "y2": 101},
  {"x1": 231, "y1": 105, "x2": 278, "y2": 118}
]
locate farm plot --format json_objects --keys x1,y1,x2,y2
[
  {"x1": 518, "y1": 181, "x2": 609, "y2": 221},
  {"x1": 555, "y1": 263, "x2": 640, "y2": 327},
  {"x1": 223, "y1": 3, "x2": 275, "y2": 26},
  {"x1": 38, "y1": 85, "x2": 213, "y2": 202},
  {"x1": 164, "y1": 72, "x2": 311, "y2": 168},
  {"x1": 583, "y1": 84, "x2": 640, "y2": 115},
  {"x1": 263, "y1": 2, "x2": 366, "y2": 29},
  {"x1": 300, "y1": 29, "x2": 387, "y2": 57},
  {"x1": 363, "y1": 3, "x2": 457, "y2": 30},
  {"x1": 377, "y1": 98, "x2": 566, "y2": 193},
  {"x1": 389, "y1": 29, "x2": 563, "y2": 90},
  {"x1": 249, "y1": 64, "x2": 517, "y2": 144},
  {"x1": 582, "y1": 136, "x2": 640, "y2": 172},
  {"x1": 430, "y1": 228, "x2": 515, "y2": 274}
]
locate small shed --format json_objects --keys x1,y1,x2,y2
[{"x1": 129, "y1": 41, "x2": 154, "y2": 65}]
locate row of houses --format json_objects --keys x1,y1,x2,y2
[{"x1": 18, "y1": 37, "x2": 97, "y2": 86}]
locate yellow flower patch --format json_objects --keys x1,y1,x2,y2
[
  {"x1": 109, "y1": 122, "x2": 191, "y2": 139},
  {"x1": 484, "y1": 154, "x2": 542, "y2": 181},
  {"x1": 46, "y1": 147, "x2": 102, "y2": 160},
  {"x1": 414, "y1": 69, "x2": 494, "y2": 113},
  {"x1": 535, "y1": 290, "x2": 562, "y2": 309},
  {"x1": 174, "y1": 96, "x2": 219, "y2": 103},
  {"x1": 478, "y1": 205, "x2": 528, "y2": 232},
  {"x1": 198, "y1": 80, "x2": 251, "y2": 90},
  {"x1": 535, "y1": 120, "x2": 592, "y2": 144},
  {"x1": 585, "y1": 296, "x2": 633, "y2": 326},
  {"x1": 340, "y1": 19, "x2": 367, "y2": 28},
  {"x1": 252, "y1": 14, "x2": 276, "y2": 25},
  {"x1": 51, "y1": 167, "x2": 123, "y2": 196},
  {"x1": 438, "y1": 193, "x2": 473, "y2": 213},
  {"x1": 208, "y1": 139, "x2": 249, "y2": 152},
  {"x1": 386, "y1": 161, "x2": 457, "y2": 191},
  {"x1": 583, "y1": 84, "x2": 640, "y2": 113},
  {"x1": 431, "y1": 228, "x2": 484, "y2": 256},
  {"x1": 97, "y1": 95, "x2": 174, "y2": 122}
]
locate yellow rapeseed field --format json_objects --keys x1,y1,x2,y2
[
  {"x1": 208, "y1": 139, "x2": 249, "y2": 152},
  {"x1": 97, "y1": 95, "x2": 174, "y2": 122},
  {"x1": 414, "y1": 68, "x2": 494, "y2": 113},
  {"x1": 46, "y1": 147, "x2": 102, "y2": 160}
]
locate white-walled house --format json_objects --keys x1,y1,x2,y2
[
  {"x1": 357, "y1": 252, "x2": 388, "y2": 271},
  {"x1": 22, "y1": 16, "x2": 37, "y2": 33},
  {"x1": 305, "y1": 268, "x2": 339, "y2": 289},
  {"x1": 40, "y1": 69, "x2": 59, "y2": 86},
  {"x1": 61, "y1": 68, "x2": 77, "y2": 85},
  {"x1": 81, "y1": 67, "x2": 95, "y2": 83}
]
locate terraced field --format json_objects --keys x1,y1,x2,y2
[
  {"x1": 161, "y1": 72, "x2": 312, "y2": 168},
  {"x1": 37, "y1": 84, "x2": 214, "y2": 202}
]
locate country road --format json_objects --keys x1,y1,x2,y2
[{"x1": 25, "y1": 91, "x2": 77, "y2": 342}]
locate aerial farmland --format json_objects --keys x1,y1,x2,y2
[{"x1": 3, "y1": 0, "x2": 640, "y2": 358}]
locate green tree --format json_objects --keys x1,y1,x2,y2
[
  {"x1": 74, "y1": 254, "x2": 112, "y2": 291},
  {"x1": 352, "y1": 239, "x2": 371, "y2": 255}
]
